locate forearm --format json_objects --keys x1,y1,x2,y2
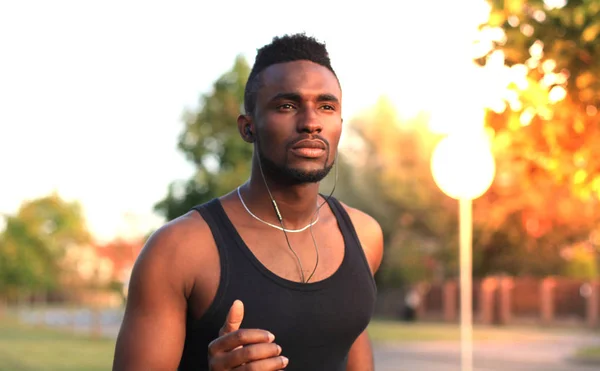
[{"x1": 346, "y1": 330, "x2": 374, "y2": 371}]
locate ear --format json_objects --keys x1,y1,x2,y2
[{"x1": 237, "y1": 114, "x2": 254, "y2": 143}]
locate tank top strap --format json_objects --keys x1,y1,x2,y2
[
  {"x1": 324, "y1": 196, "x2": 377, "y2": 291},
  {"x1": 190, "y1": 198, "x2": 233, "y2": 322},
  {"x1": 192, "y1": 198, "x2": 234, "y2": 263}
]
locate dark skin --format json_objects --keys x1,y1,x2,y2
[{"x1": 112, "y1": 60, "x2": 384, "y2": 371}]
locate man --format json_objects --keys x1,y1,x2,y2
[{"x1": 112, "y1": 33, "x2": 384, "y2": 371}]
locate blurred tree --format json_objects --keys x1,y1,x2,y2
[
  {"x1": 561, "y1": 241, "x2": 598, "y2": 280},
  {"x1": 154, "y1": 55, "x2": 252, "y2": 220},
  {"x1": 0, "y1": 192, "x2": 91, "y2": 300},
  {"x1": 473, "y1": 0, "x2": 600, "y2": 274},
  {"x1": 323, "y1": 98, "x2": 462, "y2": 287}
]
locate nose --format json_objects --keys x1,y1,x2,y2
[{"x1": 296, "y1": 106, "x2": 323, "y2": 134}]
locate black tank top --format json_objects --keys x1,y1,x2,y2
[{"x1": 178, "y1": 196, "x2": 377, "y2": 371}]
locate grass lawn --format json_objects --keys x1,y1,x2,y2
[
  {"x1": 0, "y1": 314, "x2": 594, "y2": 370},
  {"x1": 0, "y1": 318, "x2": 464, "y2": 370},
  {"x1": 574, "y1": 346, "x2": 600, "y2": 364},
  {"x1": 366, "y1": 319, "x2": 575, "y2": 343},
  {"x1": 0, "y1": 317, "x2": 115, "y2": 371}
]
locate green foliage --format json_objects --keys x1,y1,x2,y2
[
  {"x1": 0, "y1": 193, "x2": 91, "y2": 296},
  {"x1": 562, "y1": 242, "x2": 599, "y2": 279},
  {"x1": 154, "y1": 55, "x2": 252, "y2": 220}
]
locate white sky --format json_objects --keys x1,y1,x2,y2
[{"x1": 0, "y1": 0, "x2": 492, "y2": 242}]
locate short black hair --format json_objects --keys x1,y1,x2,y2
[{"x1": 243, "y1": 33, "x2": 338, "y2": 115}]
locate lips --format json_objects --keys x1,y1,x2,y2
[
  {"x1": 290, "y1": 140, "x2": 327, "y2": 159},
  {"x1": 291, "y1": 140, "x2": 326, "y2": 150}
]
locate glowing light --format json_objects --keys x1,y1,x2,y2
[
  {"x1": 529, "y1": 40, "x2": 544, "y2": 59},
  {"x1": 520, "y1": 108, "x2": 535, "y2": 126},
  {"x1": 548, "y1": 86, "x2": 567, "y2": 103},
  {"x1": 430, "y1": 131, "x2": 496, "y2": 200},
  {"x1": 533, "y1": 10, "x2": 547, "y2": 23},
  {"x1": 526, "y1": 58, "x2": 540, "y2": 69},
  {"x1": 541, "y1": 73, "x2": 558, "y2": 87},
  {"x1": 510, "y1": 64, "x2": 529, "y2": 90},
  {"x1": 542, "y1": 59, "x2": 556, "y2": 73},
  {"x1": 508, "y1": 16, "x2": 520, "y2": 27},
  {"x1": 574, "y1": 169, "x2": 587, "y2": 185},
  {"x1": 521, "y1": 24, "x2": 534, "y2": 37},
  {"x1": 544, "y1": 0, "x2": 567, "y2": 10},
  {"x1": 509, "y1": 99, "x2": 523, "y2": 112}
]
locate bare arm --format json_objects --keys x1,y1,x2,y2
[
  {"x1": 346, "y1": 330, "x2": 374, "y2": 371},
  {"x1": 112, "y1": 226, "x2": 191, "y2": 371},
  {"x1": 112, "y1": 214, "x2": 284, "y2": 371},
  {"x1": 344, "y1": 205, "x2": 384, "y2": 371}
]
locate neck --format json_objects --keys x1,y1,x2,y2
[{"x1": 240, "y1": 169, "x2": 321, "y2": 230}]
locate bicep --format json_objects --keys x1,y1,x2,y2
[
  {"x1": 346, "y1": 330, "x2": 374, "y2": 371},
  {"x1": 112, "y1": 233, "x2": 188, "y2": 371}
]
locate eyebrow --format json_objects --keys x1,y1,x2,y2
[{"x1": 269, "y1": 92, "x2": 340, "y2": 105}]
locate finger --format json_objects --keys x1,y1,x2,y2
[
  {"x1": 233, "y1": 355, "x2": 289, "y2": 371},
  {"x1": 220, "y1": 300, "x2": 244, "y2": 336},
  {"x1": 220, "y1": 342, "x2": 282, "y2": 369},
  {"x1": 208, "y1": 329, "x2": 275, "y2": 355}
]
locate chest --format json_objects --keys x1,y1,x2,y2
[
  {"x1": 182, "y1": 198, "x2": 378, "y2": 370},
  {"x1": 185, "y1": 269, "x2": 376, "y2": 371},
  {"x1": 210, "y1": 268, "x2": 376, "y2": 369},
  {"x1": 238, "y1": 223, "x2": 346, "y2": 283},
  {"x1": 240, "y1": 282, "x2": 375, "y2": 346},
  {"x1": 211, "y1": 228, "x2": 375, "y2": 347}
]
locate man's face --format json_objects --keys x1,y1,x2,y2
[{"x1": 252, "y1": 60, "x2": 342, "y2": 184}]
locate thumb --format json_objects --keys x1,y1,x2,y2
[{"x1": 220, "y1": 300, "x2": 244, "y2": 336}]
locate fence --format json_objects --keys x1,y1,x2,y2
[{"x1": 376, "y1": 276, "x2": 600, "y2": 327}]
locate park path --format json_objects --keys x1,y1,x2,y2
[{"x1": 374, "y1": 332, "x2": 600, "y2": 371}]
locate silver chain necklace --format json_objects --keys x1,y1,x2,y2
[{"x1": 237, "y1": 187, "x2": 319, "y2": 233}]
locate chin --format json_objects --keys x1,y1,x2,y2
[
  {"x1": 284, "y1": 166, "x2": 333, "y2": 184},
  {"x1": 258, "y1": 154, "x2": 333, "y2": 183}
]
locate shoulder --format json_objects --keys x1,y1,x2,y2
[
  {"x1": 133, "y1": 208, "x2": 216, "y2": 297},
  {"x1": 337, "y1": 200, "x2": 384, "y2": 275},
  {"x1": 142, "y1": 208, "x2": 213, "y2": 262},
  {"x1": 146, "y1": 209, "x2": 212, "y2": 251}
]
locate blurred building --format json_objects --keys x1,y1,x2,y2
[{"x1": 60, "y1": 238, "x2": 143, "y2": 306}]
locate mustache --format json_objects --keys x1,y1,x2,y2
[{"x1": 285, "y1": 134, "x2": 330, "y2": 151}]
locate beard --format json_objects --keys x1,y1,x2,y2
[{"x1": 257, "y1": 142, "x2": 334, "y2": 185}]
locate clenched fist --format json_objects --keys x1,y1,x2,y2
[{"x1": 207, "y1": 300, "x2": 288, "y2": 370}]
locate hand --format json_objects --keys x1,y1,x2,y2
[{"x1": 207, "y1": 300, "x2": 289, "y2": 370}]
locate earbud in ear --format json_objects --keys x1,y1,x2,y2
[{"x1": 245, "y1": 126, "x2": 255, "y2": 143}]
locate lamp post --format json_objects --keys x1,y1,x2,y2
[{"x1": 430, "y1": 130, "x2": 496, "y2": 371}]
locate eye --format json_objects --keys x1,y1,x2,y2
[
  {"x1": 278, "y1": 103, "x2": 296, "y2": 110},
  {"x1": 320, "y1": 104, "x2": 335, "y2": 111}
]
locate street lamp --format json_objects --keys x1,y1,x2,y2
[{"x1": 430, "y1": 130, "x2": 496, "y2": 371}]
